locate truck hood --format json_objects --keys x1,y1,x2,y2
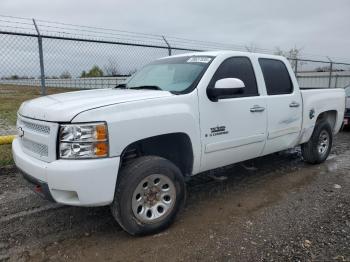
[{"x1": 19, "y1": 88, "x2": 172, "y2": 122}]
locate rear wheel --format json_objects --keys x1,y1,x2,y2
[
  {"x1": 301, "y1": 120, "x2": 333, "y2": 164},
  {"x1": 111, "y1": 156, "x2": 186, "y2": 235}
]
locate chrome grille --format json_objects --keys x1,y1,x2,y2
[
  {"x1": 22, "y1": 138, "x2": 48, "y2": 157},
  {"x1": 17, "y1": 115, "x2": 59, "y2": 162},
  {"x1": 19, "y1": 119, "x2": 50, "y2": 135}
]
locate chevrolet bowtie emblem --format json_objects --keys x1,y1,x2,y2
[{"x1": 17, "y1": 127, "x2": 24, "y2": 138}]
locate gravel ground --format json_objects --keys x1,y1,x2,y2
[{"x1": 0, "y1": 132, "x2": 349, "y2": 261}]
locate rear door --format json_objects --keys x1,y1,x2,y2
[{"x1": 258, "y1": 58, "x2": 302, "y2": 155}]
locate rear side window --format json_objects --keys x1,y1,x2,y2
[
  {"x1": 259, "y1": 59, "x2": 293, "y2": 95},
  {"x1": 209, "y1": 57, "x2": 258, "y2": 97}
]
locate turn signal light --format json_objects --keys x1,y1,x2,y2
[{"x1": 95, "y1": 142, "x2": 108, "y2": 157}]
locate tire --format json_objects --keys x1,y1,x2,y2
[
  {"x1": 111, "y1": 156, "x2": 186, "y2": 236},
  {"x1": 301, "y1": 120, "x2": 333, "y2": 164}
]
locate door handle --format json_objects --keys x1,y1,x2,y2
[
  {"x1": 289, "y1": 101, "x2": 300, "y2": 108},
  {"x1": 250, "y1": 105, "x2": 265, "y2": 112}
]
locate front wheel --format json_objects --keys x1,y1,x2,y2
[
  {"x1": 301, "y1": 120, "x2": 333, "y2": 164},
  {"x1": 111, "y1": 156, "x2": 186, "y2": 235}
]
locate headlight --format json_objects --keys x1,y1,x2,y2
[{"x1": 59, "y1": 123, "x2": 108, "y2": 159}]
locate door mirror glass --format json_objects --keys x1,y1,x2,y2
[{"x1": 208, "y1": 78, "x2": 245, "y2": 101}]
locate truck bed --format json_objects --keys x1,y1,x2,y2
[{"x1": 299, "y1": 88, "x2": 345, "y2": 144}]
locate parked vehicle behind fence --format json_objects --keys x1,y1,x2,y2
[
  {"x1": 12, "y1": 51, "x2": 345, "y2": 235},
  {"x1": 343, "y1": 86, "x2": 350, "y2": 126}
]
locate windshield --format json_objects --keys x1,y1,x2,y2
[
  {"x1": 345, "y1": 86, "x2": 350, "y2": 97},
  {"x1": 125, "y1": 56, "x2": 213, "y2": 93}
]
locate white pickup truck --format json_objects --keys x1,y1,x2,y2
[{"x1": 13, "y1": 51, "x2": 345, "y2": 235}]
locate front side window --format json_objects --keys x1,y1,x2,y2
[
  {"x1": 259, "y1": 58, "x2": 293, "y2": 95},
  {"x1": 126, "y1": 56, "x2": 213, "y2": 93},
  {"x1": 208, "y1": 57, "x2": 259, "y2": 98}
]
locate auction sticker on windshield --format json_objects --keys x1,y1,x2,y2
[{"x1": 187, "y1": 57, "x2": 212, "y2": 63}]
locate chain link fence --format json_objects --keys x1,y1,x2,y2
[
  {"x1": 0, "y1": 17, "x2": 204, "y2": 92},
  {"x1": 1, "y1": 16, "x2": 350, "y2": 92},
  {"x1": 1, "y1": 15, "x2": 350, "y2": 139},
  {"x1": 1, "y1": 30, "x2": 349, "y2": 91},
  {"x1": 289, "y1": 58, "x2": 350, "y2": 89}
]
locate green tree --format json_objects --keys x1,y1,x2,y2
[
  {"x1": 86, "y1": 65, "x2": 104, "y2": 77},
  {"x1": 10, "y1": 75, "x2": 19, "y2": 80},
  {"x1": 81, "y1": 71, "x2": 87, "y2": 78}
]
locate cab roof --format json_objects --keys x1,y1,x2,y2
[{"x1": 159, "y1": 50, "x2": 286, "y2": 61}]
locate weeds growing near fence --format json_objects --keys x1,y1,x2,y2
[
  {"x1": 0, "y1": 85, "x2": 75, "y2": 127},
  {"x1": 0, "y1": 144, "x2": 13, "y2": 166}
]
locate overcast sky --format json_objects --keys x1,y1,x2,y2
[{"x1": 1, "y1": 0, "x2": 350, "y2": 61}]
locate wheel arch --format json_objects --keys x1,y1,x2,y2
[
  {"x1": 316, "y1": 110, "x2": 337, "y2": 132},
  {"x1": 119, "y1": 132, "x2": 194, "y2": 176}
]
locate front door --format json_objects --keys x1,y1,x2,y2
[{"x1": 198, "y1": 56, "x2": 267, "y2": 172}]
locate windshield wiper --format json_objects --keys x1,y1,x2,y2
[{"x1": 129, "y1": 85, "x2": 162, "y2": 91}]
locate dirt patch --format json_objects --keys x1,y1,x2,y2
[{"x1": 1, "y1": 132, "x2": 350, "y2": 261}]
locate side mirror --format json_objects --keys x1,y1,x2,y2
[{"x1": 207, "y1": 78, "x2": 245, "y2": 101}]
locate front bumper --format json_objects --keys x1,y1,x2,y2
[
  {"x1": 12, "y1": 138, "x2": 120, "y2": 206},
  {"x1": 19, "y1": 168, "x2": 56, "y2": 202}
]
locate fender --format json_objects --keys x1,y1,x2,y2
[{"x1": 72, "y1": 91, "x2": 202, "y2": 174}]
